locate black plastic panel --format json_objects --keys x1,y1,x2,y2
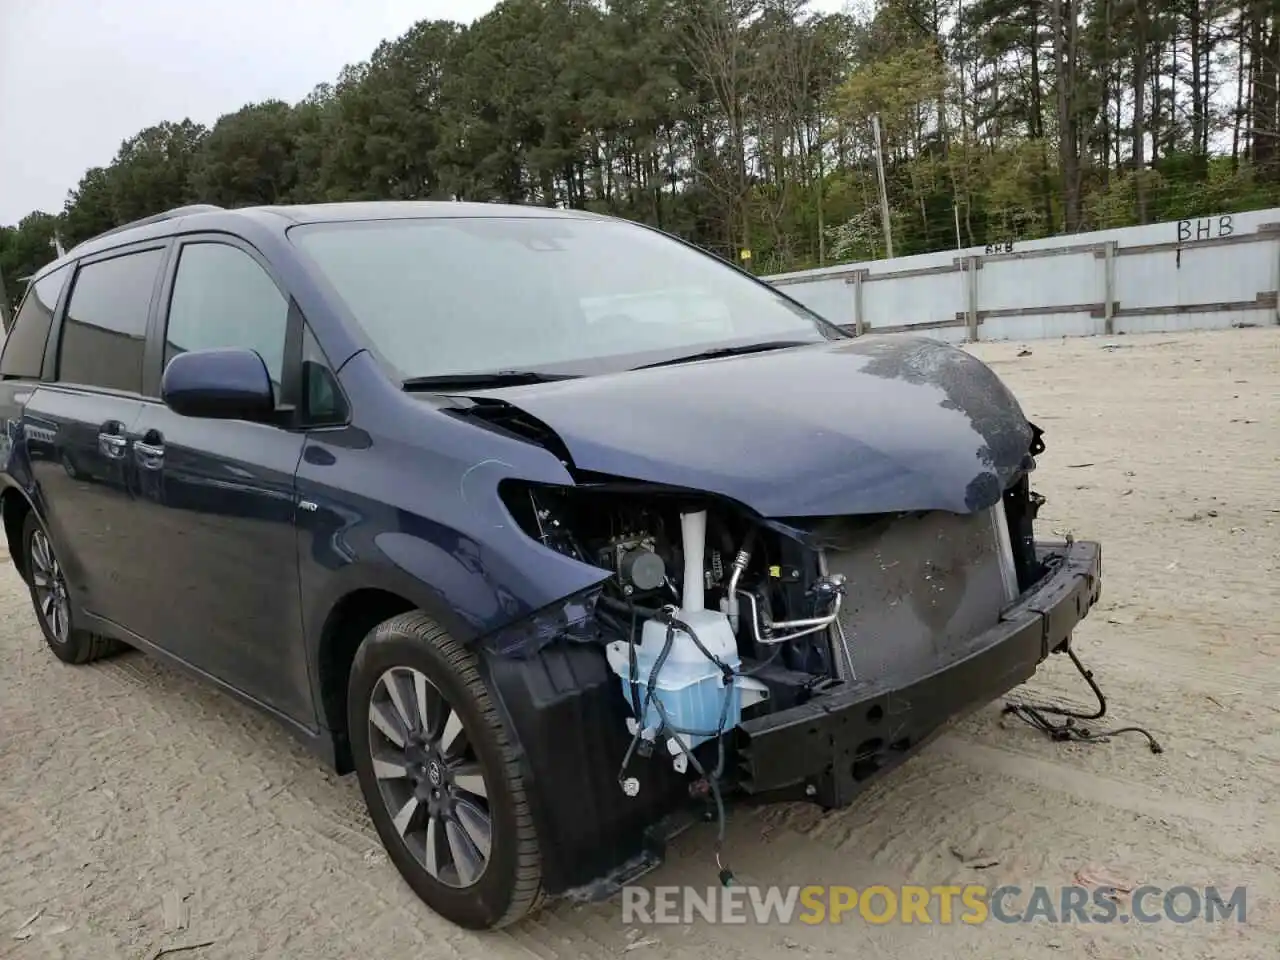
[{"x1": 483, "y1": 641, "x2": 695, "y2": 895}]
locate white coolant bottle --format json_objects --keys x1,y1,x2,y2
[{"x1": 606, "y1": 509, "x2": 768, "y2": 772}]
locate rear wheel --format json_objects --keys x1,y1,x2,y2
[
  {"x1": 22, "y1": 512, "x2": 122, "y2": 664},
  {"x1": 348, "y1": 611, "x2": 543, "y2": 929}
]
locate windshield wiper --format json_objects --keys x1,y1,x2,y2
[
  {"x1": 631, "y1": 340, "x2": 813, "y2": 370},
  {"x1": 401, "y1": 370, "x2": 578, "y2": 391}
]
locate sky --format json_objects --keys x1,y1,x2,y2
[{"x1": 0, "y1": 0, "x2": 849, "y2": 228}]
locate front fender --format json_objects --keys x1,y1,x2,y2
[
  {"x1": 293, "y1": 385, "x2": 617, "y2": 724},
  {"x1": 296, "y1": 459, "x2": 612, "y2": 653}
]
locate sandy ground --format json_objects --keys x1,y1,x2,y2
[{"x1": 1, "y1": 326, "x2": 1277, "y2": 960}]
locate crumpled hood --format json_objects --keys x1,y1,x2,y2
[{"x1": 463, "y1": 335, "x2": 1036, "y2": 518}]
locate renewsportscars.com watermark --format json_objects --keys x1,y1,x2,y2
[{"x1": 622, "y1": 884, "x2": 1248, "y2": 926}]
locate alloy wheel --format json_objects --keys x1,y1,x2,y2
[
  {"x1": 367, "y1": 666, "x2": 493, "y2": 888},
  {"x1": 29, "y1": 528, "x2": 70, "y2": 644}
]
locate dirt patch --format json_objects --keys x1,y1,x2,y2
[{"x1": 1, "y1": 327, "x2": 1277, "y2": 959}]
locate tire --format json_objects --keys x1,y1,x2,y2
[
  {"x1": 21, "y1": 511, "x2": 123, "y2": 664},
  {"x1": 348, "y1": 611, "x2": 543, "y2": 929}
]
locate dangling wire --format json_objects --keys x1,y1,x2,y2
[
  {"x1": 615, "y1": 605, "x2": 741, "y2": 886},
  {"x1": 1003, "y1": 643, "x2": 1163, "y2": 754}
]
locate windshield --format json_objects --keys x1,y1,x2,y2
[{"x1": 288, "y1": 215, "x2": 843, "y2": 380}]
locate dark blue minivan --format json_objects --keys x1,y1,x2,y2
[{"x1": 0, "y1": 202, "x2": 1101, "y2": 929}]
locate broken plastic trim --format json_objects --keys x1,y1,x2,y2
[{"x1": 479, "y1": 585, "x2": 607, "y2": 659}]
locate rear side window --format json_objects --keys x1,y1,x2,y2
[
  {"x1": 58, "y1": 248, "x2": 163, "y2": 393},
  {"x1": 1, "y1": 265, "x2": 70, "y2": 379}
]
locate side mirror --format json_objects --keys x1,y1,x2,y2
[{"x1": 161, "y1": 348, "x2": 276, "y2": 422}]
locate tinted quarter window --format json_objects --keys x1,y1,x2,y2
[
  {"x1": 59, "y1": 248, "x2": 163, "y2": 393},
  {"x1": 301, "y1": 326, "x2": 347, "y2": 425},
  {"x1": 164, "y1": 242, "x2": 288, "y2": 396},
  {"x1": 1, "y1": 265, "x2": 70, "y2": 379}
]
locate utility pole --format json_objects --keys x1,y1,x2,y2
[{"x1": 870, "y1": 113, "x2": 894, "y2": 259}]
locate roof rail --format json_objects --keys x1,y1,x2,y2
[{"x1": 71, "y1": 203, "x2": 225, "y2": 252}]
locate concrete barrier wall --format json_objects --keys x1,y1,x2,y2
[{"x1": 763, "y1": 208, "x2": 1280, "y2": 343}]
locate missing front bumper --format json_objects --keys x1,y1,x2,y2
[{"x1": 734, "y1": 539, "x2": 1102, "y2": 807}]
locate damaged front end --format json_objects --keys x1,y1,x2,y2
[{"x1": 471, "y1": 421, "x2": 1100, "y2": 902}]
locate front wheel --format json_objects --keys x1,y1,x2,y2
[{"x1": 348, "y1": 611, "x2": 543, "y2": 929}]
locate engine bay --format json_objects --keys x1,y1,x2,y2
[
  {"x1": 499, "y1": 473, "x2": 1045, "y2": 782},
  {"x1": 502, "y1": 482, "x2": 846, "y2": 669}
]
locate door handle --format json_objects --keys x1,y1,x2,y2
[
  {"x1": 134, "y1": 437, "x2": 165, "y2": 468},
  {"x1": 98, "y1": 422, "x2": 127, "y2": 459}
]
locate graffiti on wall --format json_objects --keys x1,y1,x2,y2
[{"x1": 1177, "y1": 215, "x2": 1234, "y2": 243}]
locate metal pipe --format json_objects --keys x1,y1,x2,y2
[
  {"x1": 737, "y1": 587, "x2": 844, "y2": 646},
  {"x1": 723, "y1": 527, "x2": 756, "y2": 630},
  {"x1": 749, "y1": 572, "x2": 846, "y2": 630},
  {"x1": 725, "y1": 547, "x2": 751, "y2": 600}
]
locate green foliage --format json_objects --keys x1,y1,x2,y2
[
  {"x1": 0, "y1": 213, "x2": 61, "y2": 310},
  {"x1": 191, "y1": 101, "x2": 307, "y2": 206},
  {"x1": 4, "y1": 0, "x2": 1279, "y2": 310}
]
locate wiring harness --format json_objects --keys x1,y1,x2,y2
[
  {"x1": 1003, "y1": 641, "x2": 1163, "y2": 754},
  {"x1": 616, "y1": 604, "x2": 741, "y2": 886}
]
